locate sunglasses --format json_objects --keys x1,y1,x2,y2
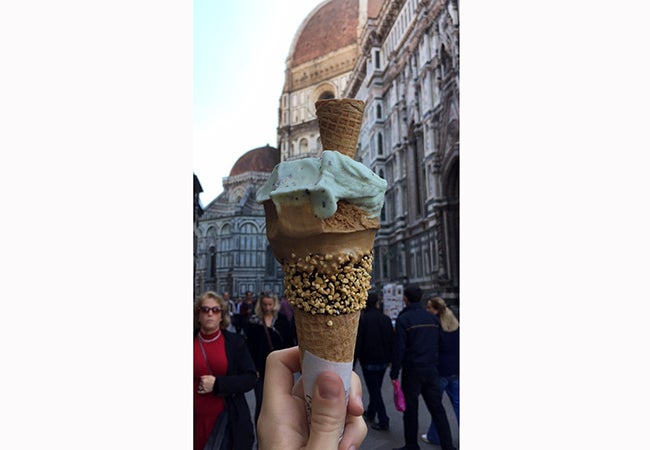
[{"x1": 200, "y1": 306, "x2": 223, "y2": 314}]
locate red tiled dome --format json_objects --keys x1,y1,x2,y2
[
  {"x1": 229, "y1": 145, "x2": 280, "y2": 177},
  {"x1": 291, "y1": 0, "x2": 359, "y2": 67}
]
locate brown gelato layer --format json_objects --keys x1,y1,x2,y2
[{"x1": 263, "y1": 199, "x2": 379, "y2": 262}]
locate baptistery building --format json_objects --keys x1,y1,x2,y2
[{"x1": 194, "y1": 145, "x2": 284, "y2": 297}]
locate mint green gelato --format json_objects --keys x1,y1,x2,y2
[{"x1": 256, "y1": 151, "x2": 387, "y2": 219}]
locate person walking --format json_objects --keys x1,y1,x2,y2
[
  {"x1": 355, "y1": 291, "x2": 394, "y2": 431},
  {"x1": 390, "y1": 285, "x2": 455, "y2": 450},
  {"x1": 222, "y1": 291, "x2": 237, "y2": 333},
  {"x1": 278, "y1": 295, "x2": 297, "y2": 345},
  {"x1": 194, "y1": 291, "x2": 257, "y2": 450},
  {"x1": 246, "y1": 292, "x2": 293, "y2": 423},
  {"x1": 421, "y1": 296, "x2": 460, "y2": 445},
  {"x1": 238, "y1": 291, "x2": 254, "y2": 336}
]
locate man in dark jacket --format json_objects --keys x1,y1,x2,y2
[
  {"x1": 390, "y1": 285, "x2": 455, "y2": 450},
  {"x1": 355, "y1": 291, "x2": 394, "y2": 430}
]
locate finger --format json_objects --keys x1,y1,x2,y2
[
  {"x1": 306, "y1": 371, "x2": 347, "y2": 450},
  {"x1": 338, "y1": 415, "x2": 367, "y2": 450},
  {"x1": 262, "y1": 347, "x2": 302, "y2": 405},
  {"x1": 258, "y1": 347, "x2": 306, "y2": 449},
  {"x1": 346, "y1": 371, "x2": 364, "y2": 417}
]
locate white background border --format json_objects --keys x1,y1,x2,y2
[{"x1": 1, "y1": 0, "x2": 649, "y2": 448}]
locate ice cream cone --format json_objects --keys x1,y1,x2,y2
[
  {"x1": 262, "y1": 198, "x2": 376, "y2": 364},
  {"x1": 256, "y1": 98, "x2": 386, "y2": 426},
  {"x1": 315, "y1": 98, "x2": 365, "y2": 158}
]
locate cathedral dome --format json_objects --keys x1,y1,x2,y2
[
  {"x1": 229, "y1": 145, "x2": 280, "y2": 177},
  {"x1": 290, "y1": 0, "x2": 359, "y2": 67}
]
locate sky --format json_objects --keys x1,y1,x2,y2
[{"x1": 194, "y1": 0, "x2": 328, "y2": 207}]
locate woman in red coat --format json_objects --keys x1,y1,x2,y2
[{"x1": 194, "y1": 291, "x2": 257, "y2": 450}]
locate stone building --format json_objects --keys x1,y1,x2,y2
[
  {"x1": 195, "y1": 145, "x2": 284, "y2": 298},
  {"x1": 194, "y1": 0, "x2": 459, "y2": 304},
  {"x1": 344, "y1": 0, "x2": 459, "y2": 302},
  {"x1": 195, "y1": 0, "x2": 385, "y2": 300}
]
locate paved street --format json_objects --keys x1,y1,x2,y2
[
  {"x1": 247, "y1": 362, "x2": 459, "y2": 449},
  {"x1": 352, "y1": 363, "x2": 460, "y2": 450}
]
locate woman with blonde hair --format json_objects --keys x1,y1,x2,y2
[
  {"x1": 246, "y1": 292, "x2": 294, "y2": 423},
  {"x1": 422, "y1": 297, "x2": 460, "y2": 446},
  {"x1": 194, "y1": 291, "x2": 257, "y2": 450},
  {"x1": 427, "y1": 297, "x2": 459, "y2": 332}
]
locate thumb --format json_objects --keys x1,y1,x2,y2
[{"x1": 306, "y1": 371, "x2": 346, "y2": 450}]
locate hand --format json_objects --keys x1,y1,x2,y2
[
  {"x1": 198, "y1": 375, "x2": 215, "y2": 394},
  {"x1": 257, "y1": 346, "x2": 367, "y2": 450}
]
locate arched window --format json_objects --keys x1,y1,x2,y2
[
  {"x1": 208, "y1": 246, "x2": 216, "y2": 279},
  {"x1": 299, "y1": 138, "x2": 308, "y2": 154},
  {"x1": 377, "y1": 132, "x2": 383, "y2": 155},
  {"x1": 441, "y1": 44, "x2": 451, "y2": 76},
  {"x1": 240, "y1": 223, "x2": 257, "y2": 267},
  {"x1": 318, "y1": 91, "x2": 334, "y2": 101},
  {"x1": 266, "y1": 246, "x2": 275, "y2": 276},
  {"x1": 376, "y1": 103, "x2": 382, "y2": 119},
  {"x1": 219, "y1": 224, "x2": 231, "y2": 268}
]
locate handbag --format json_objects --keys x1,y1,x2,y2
[
  {"x1": 392, "y1": 379, "x2": 406, "y2": 412},
  {"x1": 203, "y1": 410, "x2": 230, "y2": 450}
]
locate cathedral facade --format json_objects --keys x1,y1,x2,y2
[
  {"x1": 345, "y1": 0, "x2": 459, "y2": 302},
  {"x1": 277, "y1": 0, "x2": 383, "y2": 161}
]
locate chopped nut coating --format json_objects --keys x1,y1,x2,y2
[{"x1": 283, "y1": 252, "x2": 373, "y2": 315}]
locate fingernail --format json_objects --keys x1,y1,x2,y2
[
  {"x1": 348, "y1": 446, "x2": 356, "y2": 450},
  {"x1": 318, "y1": 374, "x2": 341, "y2": 399}
]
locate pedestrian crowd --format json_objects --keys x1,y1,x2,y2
[{"x1": 193, "y1": 284, "x2": 459, "y2": 450}]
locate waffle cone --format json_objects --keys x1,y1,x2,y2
[
  {"x1": 294, "y1": 308, "x2": 360, "y2": 363},
  {"x1": 315, "y1": 98, "x2": 365, "y2": 158}
]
